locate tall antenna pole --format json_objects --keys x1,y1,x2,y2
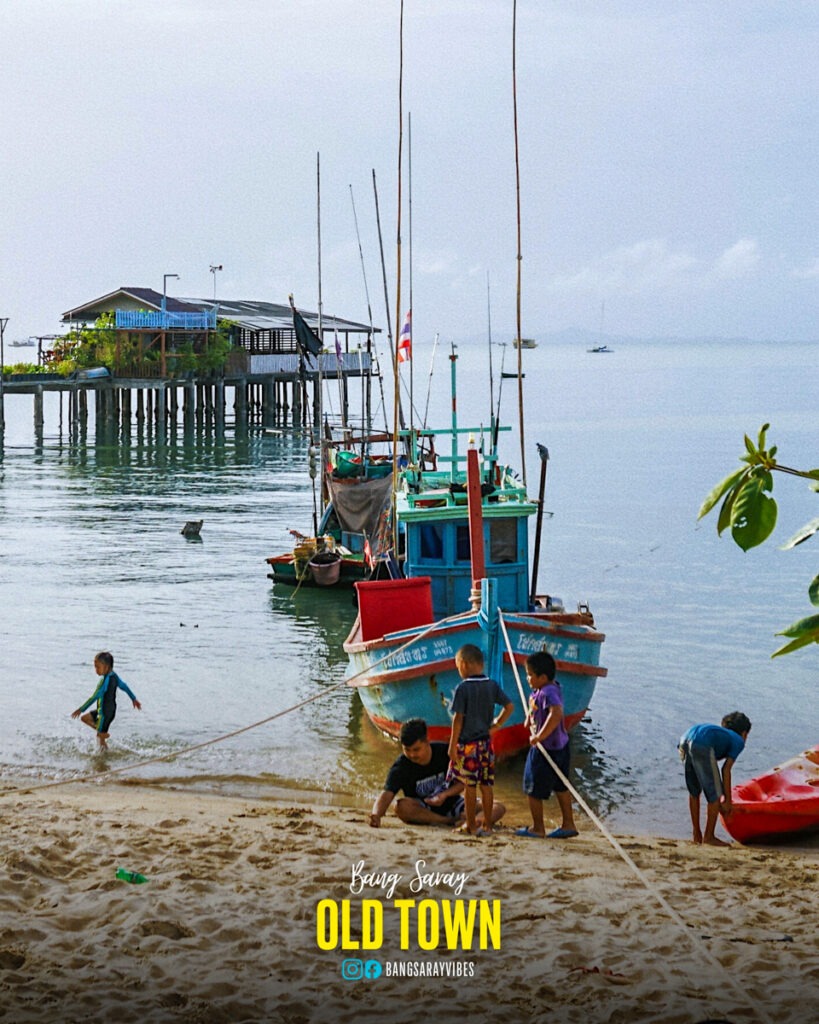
[
  {"x1": 392, "y1": 0, "x2": 406, "y2": 552},
  {"x1": 512, "y1": 0, "x2": 527, "y2": 486}
]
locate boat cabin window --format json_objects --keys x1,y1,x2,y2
[
  {"x1": 455, "y1": 524, "x2": 471, "y2": 562},
  {"x1": 419, "y1": 523, "x2": 445, "y2": 562},
  {"x1": 489, "y1": 519, "x2": 517, "y2": 564}
]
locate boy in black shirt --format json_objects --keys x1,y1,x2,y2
[{"x1": 369, "y1": 718, "x2": 505, "y2": 828}]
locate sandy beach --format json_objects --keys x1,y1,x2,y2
[{"x1": 0, "y1": 781, "x2": 817, "y2": 1024}]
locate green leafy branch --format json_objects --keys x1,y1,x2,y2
[{"x1": 698, "y1": 424, "x2": 819, "y2": 657}]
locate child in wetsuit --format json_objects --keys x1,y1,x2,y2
[{"x1": 72, "y1": 651, "x2": 141, "y2": 750}]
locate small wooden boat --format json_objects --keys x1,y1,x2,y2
[
  {"x1": 722, "y1": 746, "x2": 819, "y2": 843},
  {"x1": 587, "y1": 344, "x2": 613, "y2": 353}
]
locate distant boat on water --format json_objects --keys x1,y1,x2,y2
[
  {"x1": 513, "y1": 337, "x2": 537, "y2": 349},
  {"x1": 587, "y1": 344, "x2": 613, "y2": 353},
  {"x1": 10, "y1": 340, "x2": 35, "y2": 347}
]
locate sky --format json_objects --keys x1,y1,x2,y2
[{"x1": 1, "y1": 0, "x2": 818, "y2": 346}]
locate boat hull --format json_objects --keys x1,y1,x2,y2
[
  {"x1": 345, "y1": 609, "x2": 606, "y2": 758},
  {"x1": 722, "y1": 746, "x2": 819, "y2": 843},
  {"x1": 266, "y1": 552, "x2": 366, "y2": 587}
]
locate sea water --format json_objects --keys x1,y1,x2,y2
[{"x1": 0, "y1": 338, "x2": 816, "y2": 837}]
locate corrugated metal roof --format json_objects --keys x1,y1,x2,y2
[
  {"x1": 62, "y1": 289, "x2": 376, "y2": 333},
  {"x1": 181, "y1": 298, "x2": 374, "y2": 334}
]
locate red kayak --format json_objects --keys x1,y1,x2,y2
[{"x1": 722, "y1": 746, "x2": 819, "y2": 843}]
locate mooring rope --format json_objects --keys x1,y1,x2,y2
[
  {"x1": 0, "y1": 609, "x2": 470, "y2": 801},
  {"x1": 497, "y1": 609, "x2": 775, "y2": 1024}
]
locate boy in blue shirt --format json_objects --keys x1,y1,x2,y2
[
  {"x1": 72, "y1": 651, "x2": 141, "y2": 751},
  {"x1": 678, "y1": 711, "x2": 751, "y2": 846}
]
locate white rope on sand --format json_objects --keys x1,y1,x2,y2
[
  {"x1": 497, "y1": 609, "x2": 774, "y2": 1024},
  {"x1": 0, "y1": 610, "x2": 468, "y2": 801}
]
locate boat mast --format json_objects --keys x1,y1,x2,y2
[
  {"x1": 449, "y1": 345, "x2": 458, "y2": 483},
  {"x1": 373, "y1": 169, "x2": 403, "y2": 432},
  {"x1": 391, "y1": 0, "x2": 406, "y2": 552},
  {"x1": 486, "y1": 271, "x2": 497, "y2": 460},
  {"x1": 316, "y1": 151, "x2": 326, "y2": 519},
  {"x1": 350, "y1": 183, "x2": 386, "y2": 446},
  {"x1": 407, "y1": 110, "x2": 414, "y2": 433},
  {"x1": 512, "y1": 0, "x2": 527, "y2": 487}
]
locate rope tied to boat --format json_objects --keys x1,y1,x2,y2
[
  {"x1": 0, "y1": 609, "x2": 468, "y2": 801},
  {"x1": 497, "y1": 608, "x2": 776, "y2": 1024}
]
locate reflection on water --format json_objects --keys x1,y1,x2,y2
[{"x1": 2, "y1": 341, "x2": 818, "y2": 838}]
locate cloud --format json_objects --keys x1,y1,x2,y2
[
  {"x1": 550, "y1": 239, "x2": 700, "y2": 295},
  {"x1": 550, "y1": 237, "x2": 764, "y2": 296},
  {"x1": 713, "y1": 238, "x2": 761, "y2": 279},
  {"x1": 792, "y1": 258, "x2": 819, "y2": 279}
]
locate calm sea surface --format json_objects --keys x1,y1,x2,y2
[{"x1": 1, "y1": 339, "x2": 816, "y2": 837}]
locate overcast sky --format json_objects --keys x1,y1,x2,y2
[{"x1": 2, "y1": 0, "x2": 817, "y2": 345}]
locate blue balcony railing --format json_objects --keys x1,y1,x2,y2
[{"x1": 115, "y1": 308, "x2": 217, "y2": 330}]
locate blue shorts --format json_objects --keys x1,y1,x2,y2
[
  {"x1": 523, "y1": 742, "x2": 570, "y2": 799},
  {"x1": 680, "y1": 742, "x2": 723, "y2": 803}
]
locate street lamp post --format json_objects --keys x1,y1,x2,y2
[
  {"x1": 209, "y1": 264, "x2": 223, "y2": 302},
  {"x1": 162, "y1": 273, "x2": 180, "y2": 313}
]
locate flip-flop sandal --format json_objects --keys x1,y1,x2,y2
[
  {"x1": 547, "y1": 828, "x2": 579, "y2": 839},
  {"x1": 514, "y1": 827, "x2": 545, "y2": 838}
]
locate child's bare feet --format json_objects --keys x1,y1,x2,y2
[{"x1": 702, "y1": 836, "x2": 731, "y2": 847}]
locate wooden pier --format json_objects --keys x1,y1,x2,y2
[{"x1": 0, "y1": 364, "x2": 372, "y2": 445}]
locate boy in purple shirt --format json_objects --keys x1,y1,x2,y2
[
  {"x1": 678, "y1": 711, "x2": 751, "y2": 846},
  {"x1": 516, "y1": 650, "x2": 578, "y2": 839}
]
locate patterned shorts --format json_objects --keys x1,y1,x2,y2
[{"x1": 448, "y1": 738, "x2": 495, "y2": 787}]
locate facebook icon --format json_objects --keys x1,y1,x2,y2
[{"x1": 364, "y1": 960, "x2": 382, "y2": 979}]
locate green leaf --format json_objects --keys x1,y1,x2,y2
[
  {"x1": 698, "y1": 466, "x2": 748, "y2": 520},
  {"x1": 772, "y1": 613, "x2": 819, "y2": 657},
  {"x1": 781, "y1": 517, "x2": 819, "y2": 550},
  {"x1": 757, "y1": 423, "x2": 770, "y2": 447},
  {"x1": 717, "y1": 488, "x2": 739, "y2": 536},
  {"x1": 730, "y1": 478, "x2": 778, "y2": 551},
  {"x1": 772, "y1": 632, "x2": 819, "y2": 657},
  {"x1": 744, "y1": 434, "x2": 756, "y2": 456},
  {"x1": 810, "y1": 574, "x2": 819, "y2": 608},
  {"x1": 775, "y1": 612, "x2": 819, "y2": 639}
]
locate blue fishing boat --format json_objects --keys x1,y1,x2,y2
[{"x1": 343, "y1": 353, "x2": 607, "y2": 757}]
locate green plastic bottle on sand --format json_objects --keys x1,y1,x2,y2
[{"x1": 115, "y1": 867, "x2": 148, "y2": 884}]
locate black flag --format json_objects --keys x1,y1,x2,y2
[{"x1": 289, "y1": 297, "x2": 322, "y2": 357}]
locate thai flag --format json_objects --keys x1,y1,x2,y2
[{"x1": 397, "y1": 309, "x2": 412, "y2": 363}]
